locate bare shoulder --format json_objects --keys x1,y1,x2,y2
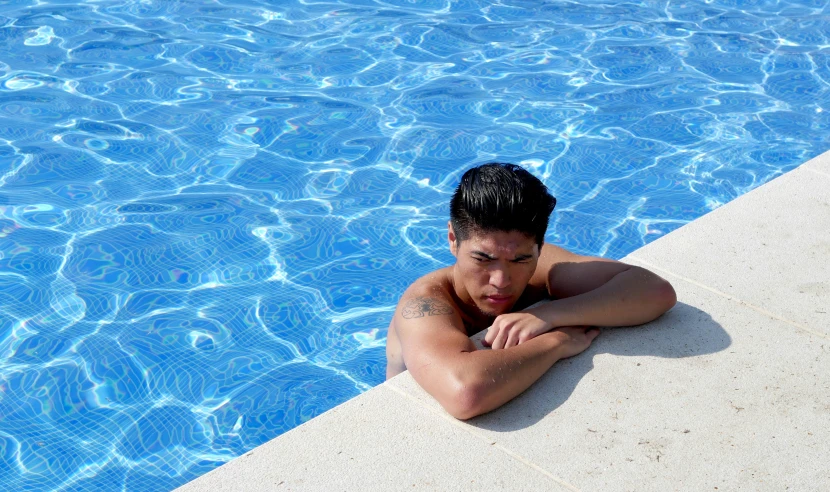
[
  {"x1": 530, "y1": 242, "x2": 633, "y2": 298},
  {"x1": 536, "y1": 242, "x2": 618, "y2": 267},
  {"x1": 386, "y1": 267, "x2": 468, "y2": 379},
  {"x1": 395, "y1": 266, "x2": 460, "y2": 325},
  {"x1": 400, "y1": 294, "x2": 455, "y2": 319}
]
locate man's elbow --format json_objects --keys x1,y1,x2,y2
[
  {"x1": 440, "y1": 380, "x2": 488, "y2": 421},
  {"x1": 445, "y1": 388, "x2": 485, "y2": 420},
  {"x1": 631, "y1": 266, "x2": 677, "y2": 316},
  {"x1": 654, "y1": 278, "x2": 677, "y2": 314}
]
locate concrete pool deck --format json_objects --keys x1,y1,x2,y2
[{"x1": 178, "y1": 152, "x2": 830, "y2": 491}]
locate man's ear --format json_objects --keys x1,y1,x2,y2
[{"x1": 447, "y1": 221, "x2": 457, "y2": 256}]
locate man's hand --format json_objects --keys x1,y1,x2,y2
[
  {"x1": 483, "y1": 308, "x2": 552, "y2": 349},
  {"x1": 548, "y1": 326, "x2": 600, "y2": 359}
]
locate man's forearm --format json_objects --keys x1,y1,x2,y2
[
  {"x1": 540, "y1": 266, "x2": 676, "y2": 328},
  {"x1": 450, "y1": 331, "x2": 567, "y2": 418}
]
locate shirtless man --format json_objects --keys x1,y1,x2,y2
[{"x1": 385, "y1": 163, "x2": 677, "y2": 420}]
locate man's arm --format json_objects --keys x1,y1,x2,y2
[
  {"x1": 396, "y1": 294, "x2": 598, "y2": 420},
  {"x1": 485, "y1": 243, "x2": 676, "y2": 349}
]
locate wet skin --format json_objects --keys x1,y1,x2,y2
[{"x1": 385, "y1": 224, "x2": 677, "y2": 419}]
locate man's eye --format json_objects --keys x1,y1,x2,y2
[{"x1": 473, "y1": 257, "x2": 488, "y2": 262}]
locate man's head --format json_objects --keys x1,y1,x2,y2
[
  {"x1": 449, "y1": 163, "x2": 556, "y2": 246},
  {"x1": 448, "y1": 163, "x2": 556, "y2": 317}
]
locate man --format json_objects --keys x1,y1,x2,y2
[{"x1": 385, "y1": 163, "x2": 677, "y2": 420}]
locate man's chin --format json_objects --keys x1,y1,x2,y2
[{"x1": 477, "y1": 302, "x2": 512, "y2": 318}]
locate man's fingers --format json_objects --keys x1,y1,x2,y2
[
  {"x1": 586, "y1": 328, "x2": 600, "y2": 342},
  {"x1": 505, "y1": 331, "x2": 519, "y2": 349},
  {"x1": 492, "y1": 328, "x2": 508, "y2": 350},
  {"x1": 483, "y1": 326, "x2": 496, "y2": 346}
]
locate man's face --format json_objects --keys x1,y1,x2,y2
[{"x1": 449, "y1": 223, "x2": 540, "y2": 317}]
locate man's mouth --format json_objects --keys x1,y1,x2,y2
[{"x1": 484, "y1": 295, "x2": 512, "y2": 304}]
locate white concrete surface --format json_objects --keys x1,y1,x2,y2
[
  {"x1": 631, "y1": 164, "x2": 830, "y2": 338},
  {"x1": 804, "y1": 150, "x2": 830, "y2": 176},
  {"x1": 176, "y1": 384, "x2": 568, "y2": 491},
  {"x1": 178, "y1": 152, "x2": 830, "y2": 491}
]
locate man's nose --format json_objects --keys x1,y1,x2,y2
[{"x1": 489, "y1": 267, "x2": 510, "y2": 289}]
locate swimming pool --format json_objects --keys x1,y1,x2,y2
[{"x1": 0, "y1": 0, "x2": 827, "y2": 489}]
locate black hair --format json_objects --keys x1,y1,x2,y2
[{"x1": 450, "y1": 163, "x2": 556, "y2": 246}]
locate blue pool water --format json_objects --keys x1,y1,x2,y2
[{"x1": 1, "y1": 0, "x2": 828, "y2": 489}]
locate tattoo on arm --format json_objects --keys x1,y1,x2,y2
[{"x1": 401, "y1": 297, "x2": 455, "y2": 319}]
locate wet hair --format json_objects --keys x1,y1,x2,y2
[{"x1": 450, "y1": 163, "x2": 556, "y2": 246}]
